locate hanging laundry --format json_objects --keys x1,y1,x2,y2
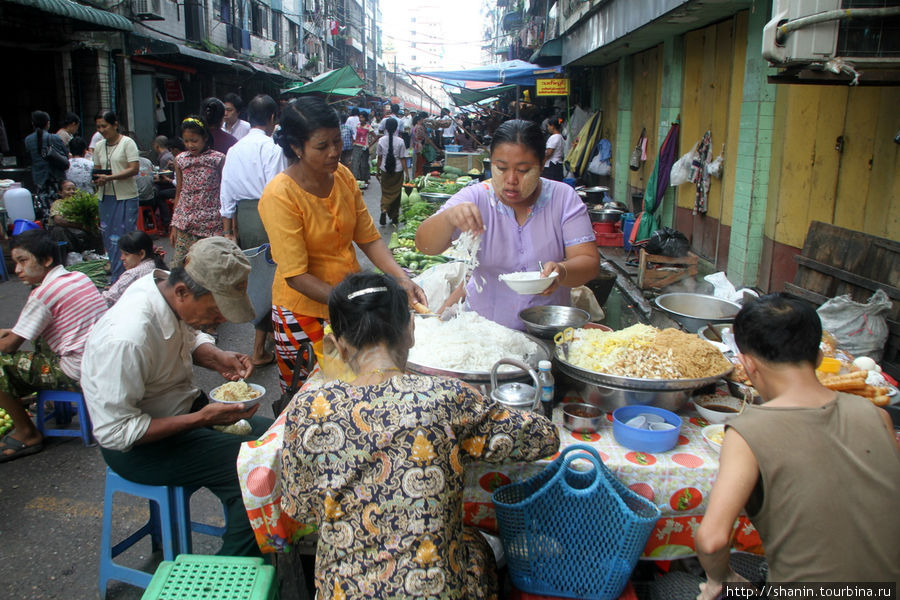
[{"x1": 690, "y1": 130, "x2": 712, "y2": 214}]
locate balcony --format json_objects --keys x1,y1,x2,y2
[{"x1": 501, "y1": 9, "x2": 523, "y2": 31}]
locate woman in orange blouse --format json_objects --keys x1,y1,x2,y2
[{"x1": 259, "y1": 97, "x2": 426, "y2": 389}]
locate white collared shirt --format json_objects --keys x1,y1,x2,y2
[
  {"x1": 219, "y1": 128, "x2": 288, "y2": 218},
  {"x1": 222, "y1": 119, "x2": 252, "y2": 141},
  {"x1": 81, "y1": 271, "x2": 216, "y2": 451}
]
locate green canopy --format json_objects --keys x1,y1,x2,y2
[
  {"x1": 449, "y1": 84, "x2": 517, "y2": 107},
  {"x1": 282, "y1": 66, "x2": 364, "y2": 97}
]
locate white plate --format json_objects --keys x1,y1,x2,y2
[
  {"x1": 499, "y1": 271, "x2": 559, "y2": 295},
  {"x1": 209, "y1": 382, "x2": 265, "y2": 408}
]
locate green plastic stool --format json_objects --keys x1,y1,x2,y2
[{"x1": 141, "y1": 554, "x2": 276, "y2": 600}]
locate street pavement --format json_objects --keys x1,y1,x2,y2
[{"x1": 0, "y1": 178, "x2": 389, "y2": 600}]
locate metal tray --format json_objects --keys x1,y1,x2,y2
[
  {"x1": 406, "y1": 333, "x2": 551, "y2": 384},
  {"x1": 553, "y1": 344, "x2": 733, "y2": 391}
]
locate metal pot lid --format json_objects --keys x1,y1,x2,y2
[
  {"x1": 493, "y1": 382, "x2": 537, "y2": 406},
  {"x1": 602, "y1": 201, "x2": 628, "y2": 211},
  {"x1": 589, "y1": 207, "x2": 624, "y2": 215},
  {"x1": 582, "y1": 186, "x2": 609, "y2": 193}
]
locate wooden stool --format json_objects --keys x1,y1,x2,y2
[{"x1": 637, "y1": 249, "x2": 698, "y2": 290}]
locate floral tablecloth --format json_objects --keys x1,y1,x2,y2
[
  {"x1": 462, "y1": 398, "x2": 763, "y2": 560},
  {"x1": 238, "y1": 372, "x2": 762, "y2": 559}
]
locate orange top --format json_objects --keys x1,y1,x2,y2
[{"x1": 259, "y1": 165, "x2": 381, "y2": 319}]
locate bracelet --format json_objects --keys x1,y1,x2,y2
[
  {"x1": 558, "y1": 262, "x2": 568, "y2": 281},
  {"x1": 223, "y1": 230, "x2": 233, "y2": 235}
]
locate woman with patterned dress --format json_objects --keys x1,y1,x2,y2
[
  {"x1": 169, "y1": 116, "x2": 226, "y2": 266},
  {"x1": 280, "y1": 273, "x2": 560, "y2": 600}
]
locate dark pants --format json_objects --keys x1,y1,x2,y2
[
  {"x1": 100, "y1": 414, "x2": 273, "y2": 557},
  {"x1": 542, "y1": 162, "x2": 564, "y2": 181}
]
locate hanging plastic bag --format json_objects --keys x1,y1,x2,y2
[
  {"x1": 670, "y1": 143, "x2": 697, "y2": 186},
  {"x1": 587, "y1": 153, "x2": 611, "y2": 176},
  {"x1": 706, "y1": 145, "x2": 725, "y2": 178},
  {"x1": 817, "y1": 289, "x2": 891, "y2": 361}
]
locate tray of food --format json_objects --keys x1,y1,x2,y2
[{"x1": 553, "y1": 323, "x2": 733, "y2": 391}]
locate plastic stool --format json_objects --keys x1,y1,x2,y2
[
  {"x1": 35, "y1": 390, "x2": 93, "y2": 446},
  {"x1": 142, "y1": 554, "x2": 276, "y2": 600},
  {"x1": 100, "y1": 468, "x2": 182, "y2": 598},
  {"x1": 99, "y1": 469, "x2": 230, "y2": 598},
  {"x1": 137, "y1": 204, "x2": 163, "y2": 237}
]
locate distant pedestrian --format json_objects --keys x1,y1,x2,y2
[
  {"x1": 339, "y1": 113, "x2": 354, "y2": 167},
  {"x1": 219, "y1": 94, "x2": 284, "y2": 368},
  {"x1": 92, "y1": 110, "x2": 140, "y2": 283},
  {"x1": 65, "y1": 137, "x2": 94, "y2": 193},
  {"x1": 376, "y1": 117, "x2": 409, "y2": 225},
  {"x1": 222, "y1": 92, "x2": 251, "y2": 141},
  {"x1": 169, "y1": 116, "x2": 225, "y2": 266},
  {"x1": 24, "y1": 110, "x2": 68, "y2": 197},
  {"x1": 345, "y1": 106, "x2": 360, "y2": 132},
  {"x1": 350, "y1": 112, "x2": 375, "y2": 187},
  {"x1": 201, "y1": 97, "x2": 237, "y2": 154},
  {"x1": 56, "y1": 112, "x2": 80, "y2": 149}
]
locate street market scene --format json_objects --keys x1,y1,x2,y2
[{"x1": 1, "y1": 0, "x2": 899, "y2": 598}]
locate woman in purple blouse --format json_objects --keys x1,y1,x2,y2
[{"x1": 416, "y1": 120, "x2": 599, "y2": 330}]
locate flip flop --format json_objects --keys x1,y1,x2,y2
[{"x1": 0, "y1": 435, "x2": 44, "y2": 463}]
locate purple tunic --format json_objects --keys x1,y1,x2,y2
[{"x1": 436, "y1": 178, "x2": 595, "y2": 330}]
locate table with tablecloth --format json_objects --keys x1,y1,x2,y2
[
  {"x1": 463, "y1": 398, "x2": 763, "y2": 560},
  {"x1": 237, "y1": 373, "x2": 762, "y2": 559}
]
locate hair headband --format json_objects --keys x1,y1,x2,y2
[
  {"x1": 347, "y1": 287, "x2": 387, "y2": 300},
  {"x1": 182, "y1": 117, "x2": 205, "y2": 128}
]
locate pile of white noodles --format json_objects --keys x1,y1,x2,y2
[
  {"x1": 212, "y1": 380, "x2": 260, "y2": 402},
  {"x1": 409, "y1": 311, "x2": 540, "y2": 372}
]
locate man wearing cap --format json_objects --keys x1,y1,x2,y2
[{"x1": 81, "y1": 237, "x2": 273, "y2": 557}]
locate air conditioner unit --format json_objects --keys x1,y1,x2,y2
[
  {"x1": 133, "y1": 0, "x2": 164, "y2": 21},
  {"x1": 763, "y1": 0, "x2": 900, "y2": 68}
]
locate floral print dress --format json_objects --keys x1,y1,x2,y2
[
  {"x1": 170, "y1": 148, "x2": 225, "y2": 265},
  {"x1": 281, "y1": 373, "x2": 559, "y2": 600}
]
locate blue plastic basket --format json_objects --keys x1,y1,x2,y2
[{"x1": 492, "y1": 444, "x2": 661, "y2": 600}]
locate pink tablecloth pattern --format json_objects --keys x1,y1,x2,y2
[{"x1": 462, "y1": 400, "x2": 763, "y2": 560}]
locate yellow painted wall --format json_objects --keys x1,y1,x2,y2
[
  {"x1": 678, "y1": 13, "x2": 747, "y2": 226},
  {"x1": 628, "y1": 45, "x2": 662, "y2": 190},
  {"x1": 598, "y1": 61, "x2": 619, "y2": 143},
  {"x1": 767, "y1": 85, "x2": 900, "y2": 248}
]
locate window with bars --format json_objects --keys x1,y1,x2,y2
[
  {"x1": 272, "y1": 10, "x2": 283, "y2": 44},
  {"x1": 250, "y1": 1, "x2": 269, "y2": 37}
]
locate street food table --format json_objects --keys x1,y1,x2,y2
[
  {"x1": 238, "y1": 371, "x2": 762, "y2": 560},
  {"x1": 462, "y1": 398, "x2": 763, "y2": 560}
]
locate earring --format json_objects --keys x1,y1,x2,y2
[{"x1": 295, "y1": 152, "x2": 302, "y2": 160}]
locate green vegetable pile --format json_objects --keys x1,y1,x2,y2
[
  {"x1": 0, "y1": 408, "x2": 12, "y2": 437},
  {"x1": 57, "y1": 190, "x2": 100, "y2": 231},
  {"x1": 66, "y1": 259, "x2": 109, "y2": 290},
  {"x1": 386, "y1": 188, "x2": 455, "y2": 275}
]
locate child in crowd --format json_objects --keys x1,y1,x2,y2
[
  {"x1": 169, "y1": 116, "x2": 225, "y2": 266},
  {"x1": 102, "y1": 230, "x2": 167, "y2": 307}
]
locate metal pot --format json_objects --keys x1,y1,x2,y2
[
  {"x1": 582, "y1": 186, "x2": 608, "y2": 203},
  {"x1": 655, "y1": 293, "x2": 741, "y2": 333},
  {"x1": 490, "y1": 358, "x2": 540, "y2": 412},
  {"x1": 588, "y1": 208, "x2": 623, "y2": 224},
  {"x1": 602, "y1": 201, "x2": 628, "y2": 212}
]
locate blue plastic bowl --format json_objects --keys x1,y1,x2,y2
[
  {"x1": 12, "y1": 219, "x2": 40, "y2": 236},
  {"x1": 612, "y1": 405, "x2": 682, "y2": 453}
]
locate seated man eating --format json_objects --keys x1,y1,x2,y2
[
  {"x1": 81, "y1": 237, "x2": 273, "y2": 556},
  {"x1": 0, "y1": 229, "x2": 107, "y2": 462},
  {"x1": 695, "y1": 294, "x2": 900, "y2": 595}
]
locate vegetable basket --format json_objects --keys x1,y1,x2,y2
[{"x1": 492, "y1": 444, "x2": 660, "y2": 599}]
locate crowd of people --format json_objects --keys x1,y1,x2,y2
[{"x1": 5, "y1": 91, "x2": 893, "y2": 600}]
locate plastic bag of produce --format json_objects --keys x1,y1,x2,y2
[
  {"x1": 670, "y1": 143, "x2": 697, "y2": 186},
  {"x1": 817, "y1": 289, "x2": 891, "y2": 361},
  {"x1": 413, "y1": 261, "x2": 468, "y2": 313}
]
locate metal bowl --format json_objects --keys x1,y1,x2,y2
[
  {"x1": 420, "y1": 192, "x2": 453, "y2": 203},
  {"x1": 563, "y1": 403, "x2": 604, "y2": 433},
  {"x1": 655, "y1": 293, "x2": 741, "y2": 333},
  {"x1": 518, "y1": 305, "x2": 591, "y2": 339},
  {"x1": 588, "y1": 208, "x2": 623, "y2": 224}
]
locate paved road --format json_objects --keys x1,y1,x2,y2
[{"x1": 0, "y1": 179, "x2": 391, "y2": 600}]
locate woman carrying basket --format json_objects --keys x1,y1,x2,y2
[{"x1": 280, "y1": 272, "x2": 560, "y2": 600}]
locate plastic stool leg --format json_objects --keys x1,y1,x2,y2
[{"x1": 174, "y1": 487, "x2": 229, "y2": 554}]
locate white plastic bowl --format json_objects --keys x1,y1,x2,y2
[
  {"x1": 499, "y1": 271, "x2": 559, "y2": 295},
  {"x1": 209, "y1": 382, "x2": 265, "y2": 408},
  {"x1": 693, "y1": 394, "x2": 743, "y2": 425},
  {"x1": 702, "y1": 424, "x2": 726, "y2": 454}
]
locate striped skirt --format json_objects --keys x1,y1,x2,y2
[{"x1": 272, "y1": 306, "x2": 325, "y2": 392}]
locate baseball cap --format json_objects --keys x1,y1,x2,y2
[{"x1": 184, "y1": 237, "x2": 255, "y2": 323}]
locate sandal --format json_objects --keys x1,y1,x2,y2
[
  {"x1": 0, "y1": 435, "x2": 44, "y2": 463},
  {"x1": 251, "y1": 353, "x2": 276, "y2": 368}
]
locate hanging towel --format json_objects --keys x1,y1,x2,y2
[{"x1": 690, "y1": 130, "x2": 712, "y2": 214}]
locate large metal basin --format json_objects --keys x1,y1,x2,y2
[
  {"x1": 553, "y1": 344, "x2": 733, "y2": 413},
  {"x1": 655, "y1": 293, "x2": 741, "y2": 333},
  {"x1": 406, "y1": 334, "x2": 551, "y2": 395}
]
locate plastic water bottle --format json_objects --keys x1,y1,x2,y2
[{"x1": 538, "y1": 360, "x2": 554, "y2": 419}]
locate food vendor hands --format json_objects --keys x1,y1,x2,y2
[
  {"x1": 214, "y1": 350, "x2": 254, "y2": 381},
  {"x1": 397, "y1": 276, "x2": 428, "y2": 307},
  {"x1": 538, "y1": 260, "x2": 565, "y2": 295},
  {"x1": 444, "y1": 202, "x2": 485, "y2": 234}
]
